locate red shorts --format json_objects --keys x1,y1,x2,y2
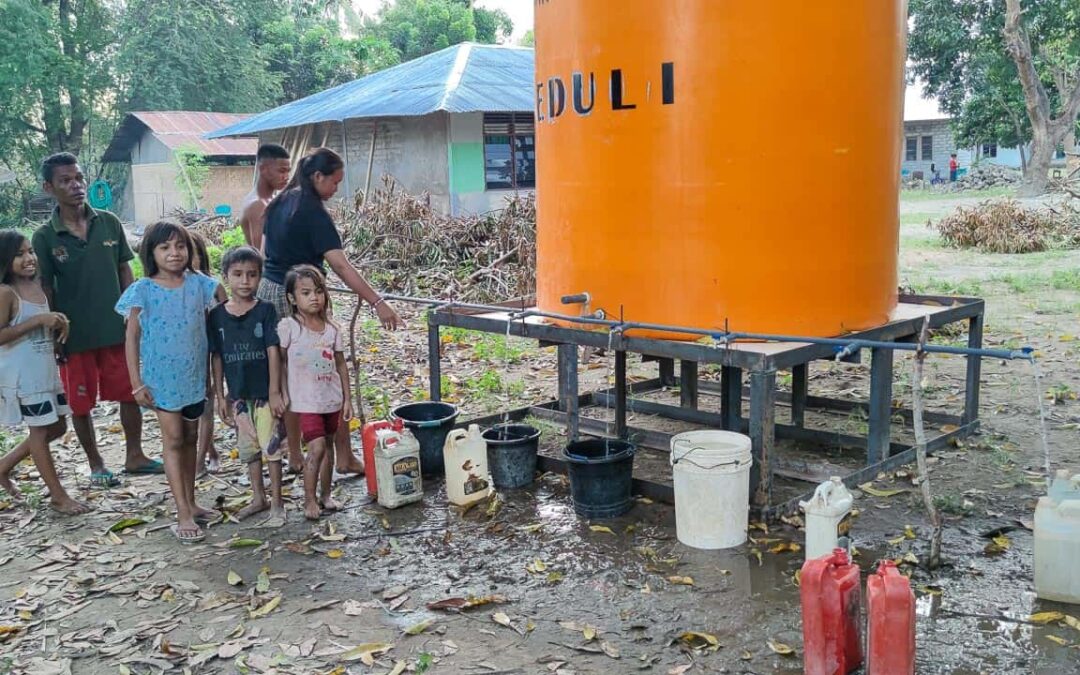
[
  {"x1": 298, "y1": 411, "x2": 340, "y2": 443},
  {"x1": 59, "y1": 344, "x2": 135, "y2": 416}
]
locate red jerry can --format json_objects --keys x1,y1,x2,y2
[
  {"x1": 800, "y1": 548, "x2": 863, "y2": 675},
  {"x1": 361, "y1": 420, "x2": 399, "y2": 497},
  {"x1": 866, "y1": 560, "x2": 916, "y2": 674}
]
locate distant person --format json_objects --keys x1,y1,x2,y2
[
  {"x1": 31, "y1": 153, "x2": 160, "y2": 488},
  {"x1": 949, "y1": 153, "x2": 959, "y2": 182},
  {"x1": 930, "y1": 163, "x2": 943, "y2": 185},
  {"x1": 239, "y1": 144, "x2": 291, "y2": 251}
]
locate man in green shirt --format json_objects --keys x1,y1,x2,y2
[{"x1": 31, "y1": 153, "x2": 160, "y2": 486}]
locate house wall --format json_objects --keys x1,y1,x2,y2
[
  {"x1": 448, "y1": 112, "x2": 535, "y2": 215},
  {"x1": 130, "y1": 163, "x2": 254, "y2": 228},
  {"x1": 258, "y1": 111, "x2": 535, "y2": 217},
  {"x1": 901, "y1": 120, "x2": 971, "y2": 177},
  {"x1": 259, "y1": 113, "x2": 452, "y2": 214}
]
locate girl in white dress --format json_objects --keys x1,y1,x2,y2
[{"x1": 0, "y1": 230, "x2": 91, "y2": 514}]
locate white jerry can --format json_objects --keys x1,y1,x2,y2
[
  {"x1": 374, "y1": 427, "x2": 423, "y2": 509},
  {"x1": 443, "y1": 424, "x2": 493, "y2": 507},
  {"x1": 800, "y1": 477, "x2": 854, "y2": 561},
  {"x1": 1035, "y1": 470, "x2": 1080, "y2": 604}
]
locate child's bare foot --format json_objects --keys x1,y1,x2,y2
[
  {"x1": 0, "y1": 474, "x2": 23, "y2": 503},
  {"x1": 337, "y1": 456, "x2": 364, "y2": 474},
  {"x1": 236, "y1": 499, "x2": 269, "y2": 521},
  {"x1": 206, "y1": 453, "x2": 221, "y2": 473},
  {"x1": 192, "y1": 505, "x2": 220, "y2": 523},
  {"x1": 261, "y1": 505, "x2": 286, "y2": 528},
  {"x1": 50, "y1": 497, "x2": 93, "y2": 515},
  {"x1": 320, "y1": 496, "x2": 343, "y2": 512},
  {"x1": 303, "y1": 499, "x2": 321, "y2": 521}
]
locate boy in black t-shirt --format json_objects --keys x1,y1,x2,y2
[{"x1": 208, "y1": 247, "x2": 288, "y2": 526}]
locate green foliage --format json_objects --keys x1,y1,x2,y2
[
  {"x1": 173, "y1": 146, "x2": 210, "y2": 210},
  {"x1": 520, "y1": 30, "x2": 535, "y2": 48},
  {"x1": 220, "y1": 226, "x2": 247, "y2": 251},
  {"x1": 129, "y1": 256, "x2": 144, "y2": 280},
  {"x1": 371, "y1": 0, "x2": 512, "y2": 62},
  {"x1": 1050, "y1": 269, "x2": 1080, "y2": 291},
  {"x1": 908, "y1": 0, "x2": 1080, "y2": 148}
]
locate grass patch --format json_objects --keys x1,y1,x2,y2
[
  {"x1": 992, "y1": 273, "x2": 1046, "y2": 294},
  {"x1": 899, "y1": 212, "x2": 938, "y2": 226},
  {"x1": 1050, "y1": 270, "x2": 1080, "y2": 291},
  {"x1": 900, "y1": 234, "x2": 942, "y2": 251},
  {"x1": 909, "y1": 278, "x2": 983, "y2": 296},
  {"x1": 900, "y1": 186, "x2": 1015, "y2": 202}
]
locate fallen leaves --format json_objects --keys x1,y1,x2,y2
[
  {"x1": 227, "y1": 570, "x2": 243, "y2": 586},
  {"x1": 1029, "y1": 612, "x2": 1065, "y2": 625},
  {"x1": 426, "y1": 595, "x2": 507, "y2": 611},
  {"x1": 768, "y1": 541, "x2": 801, "y2": 555},
  {"x1": 858, "y1": 482, "x2": 906, "y2": 498},
  {"x1": 108, "y1": 517, "x2": 148, "y2": 533},
  {"x1": 677, "y1": 631, "x2": 721, "y2": 653},
  {"x1": 526, "y1": 559, "x2": 548, "y2": 574},
  {"x1": 248, "y1": 595, "x2": 281, "y2": 619},
  {"x1": 589, "y1": 525, "x2": 615, "y2": 535},
  {"x1": 403, "y1": 619, "x2": 434, "y2": 635},
  {"x1": 339, "y1": 642, "x2": 393, "y2": 665},
  {"x1": 326, "y1": 549, "x2": 344, "y2": 559},
  {"x1": 984, "y1": 535, "x2": 1010, "y2": 555},
  {"x1": 667, "y1": 576, "x2": 695, "y2": 587},
  {"x1": 228, "y1": 538, "x2": 263, "y2": 549},
  {"x1": 343, "y1": 600, "x2": 365, "y2": 616},
  {"x1": 767, "y1": 638, "x2": 795, "y2": 656}
]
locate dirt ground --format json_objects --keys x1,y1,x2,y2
[{"x1": 2, "y1": 189, "x2": 1080, "y2": 674}]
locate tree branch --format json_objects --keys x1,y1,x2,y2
[{"x1": 1003, "y1": 0, "x2": 1051, "y2": 126}]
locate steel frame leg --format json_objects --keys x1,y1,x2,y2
[
  {"x1": 658, "y1": 358, "x2": 676, "y2": 387},
  {"x1": 963, "y1": 314, "x2": 984, "y2": 427},
  {"x1": 867, "y1": 347, "x2": 894, "y2": 464},
  {"x1": 680, "y1": 360, "x2": 699, "y2": 410},
  {"x1": 558, "y1": 343, "x2": 580, "y2": 442},
  {"x1": 615, "y1": 350, "x2": 628, "y2": 439},
  {"x1": 749, "y1": 369, "x2": 776, "y2": 507},
  {"x1": 791, "y1": 364, "x2": 808, "y2": 427},
  {"x1": 721, "y1": 366, "x2": 742, "y2": 430},
  {"x1": 428, "y1": 322, "x2": 441, "y2": 401}
]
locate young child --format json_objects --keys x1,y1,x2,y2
[
  {"x1": 116, "y1": 221, "x2": 224, "y2": 542},
  {"x1": 189, "y1": 231, "x2": 222, "y2": 474},
  {"x1": 278, "y1": 265, "x2": 352, "y2": 520},
  {"x1": 208, "y1": 247, "x2": 288, "y2": 526},
  {"x1": 0, "y1": 231, "x2": 90, "y2": 514}
]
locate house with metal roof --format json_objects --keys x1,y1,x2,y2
[
  {"x1": 208, "y1": 43, "x2": 536, "y2": 216},
  {"x1": 102, "y1": 111, "x2": 258, "y2": 225}
]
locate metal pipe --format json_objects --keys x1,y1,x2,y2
[{"x1": 327, "y1": 287, "x2": 1032, "y2": 362}]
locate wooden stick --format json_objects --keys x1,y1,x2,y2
[{"x1": 912, "y1": 316, "x2": 943, "y2": 569}]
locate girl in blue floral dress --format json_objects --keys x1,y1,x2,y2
[{"x1": 116, "y1": 222, "x2": 224, "y2": 542}]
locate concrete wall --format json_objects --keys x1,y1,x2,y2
[
  {"x1": 259, "y1": 114, "x2": 452, "y2": 214},
  {"x1": 258, "y1": 112, "x2": 536, "y2": 217},
  {"x1": 448, "y1": 112, "x2": 535, "y2": 216},
  {"x1": 130, "y1": 163, "x2": 253, "y2": 228},
  {"x1": 131, "y1": 133, "x2": 174, "y2": 165},
  {"x1": 901, "y1": 119, "x2": 969, "y2": 177}
]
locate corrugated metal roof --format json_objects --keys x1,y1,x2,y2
[
  {"x1": 208, "y1": 43, "x2": 535, "y2": 138},
  {"x1": 103, "y1": 111, "x2": 258, "y2": 162}
]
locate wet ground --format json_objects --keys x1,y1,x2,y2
[{"x1": 2, "y1": 189, "x2": 1080, "y2": 673}]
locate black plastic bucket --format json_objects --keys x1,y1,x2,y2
[
  {"x1": 391, "y1": 402, "x2": 459, "y2": 476},
  {"x1": 563, "y1": 439, "x2": 636, "y2": 519},
  {"x1": 482, "y1": 424, "x2": 541, "y2": 489}
]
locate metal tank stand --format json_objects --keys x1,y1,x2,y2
[{"x1": 425, "y1": 294, "x2": 988, "y2": 518}]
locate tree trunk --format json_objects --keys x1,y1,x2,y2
[{"x1": 1004, "y1": 0, "x2": 1080, "y2": 196}]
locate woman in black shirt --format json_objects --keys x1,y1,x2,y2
[{"x1": 257, "y1": 147, "x2": 401, "y2": 475}]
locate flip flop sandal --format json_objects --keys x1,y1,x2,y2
[
  {"x1": 170, "y1": 523, "x2": 205, "y2": 543},
  {"x1": 89, "y1": 470, "x2": 122, "y2": 488},
  {"x1": 193, "y1": 510, "x2": 221, "y2": 524},
  {"x1": 125, "y1": 460, "x2": 165, "y2": 475}
]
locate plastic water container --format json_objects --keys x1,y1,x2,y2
[
  {"x1": 866, "y1": 560, "x2": 915, "y2": 674},
  {"x1": 800, "y1": 477, "x2": 854, "y2": 561},
  {"x1": 670, "y1": 431, "x2": 753, "y2": 549},
  {"x1": 443, "y1": 424, "x2": 493, "y2": 507},
  {"x1": 362, "y1": 420, "x2": 396, "y2": 498},
  {"x1": 801, "y1": 548, "x2": 863, "y2": 675},
  {"x1": 1035, "y1": 469, "x2": 1080, "y2": 604},
  {"x1": 374, "y1": 427, "x2": 423, "y2": 509}
]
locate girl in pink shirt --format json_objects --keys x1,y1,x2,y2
[{"x1": 278, "y1": 265, "x2": 352, "y2": 520}]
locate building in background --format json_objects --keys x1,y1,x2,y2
[
  {"x1": 102, "y1": 112, "x2": 257, "y2": 225},
  {"x1": 208, "y1": 43, "x2": 535, "y2": 216}
]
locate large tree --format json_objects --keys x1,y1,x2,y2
[
  {"x1": 909, "y1": 0, "x2": 1080, "y2": 195},
  {"x1": 0, "y1": 0, "x2": 115, "y2": 162},
  {"x1": 371, "y1": 0, "x2": 512, "y2": 63}
]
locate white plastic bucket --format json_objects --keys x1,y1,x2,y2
[{"x1": 670, "y1": 430, "x2": 753, "y2": 549}]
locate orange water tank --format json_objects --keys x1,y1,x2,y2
[{"x1": 534, "y1": 1, "x2": 907, "y2": 338}]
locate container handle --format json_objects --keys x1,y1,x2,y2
[
  {"x1": 671, "y1": 438, "x2": 747, "y2": 470},
  {"x1": 414, "y1": 418, "x2": 447, "y2": 429}
]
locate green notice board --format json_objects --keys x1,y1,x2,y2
[{"x1": 450, "y1": 142, "x2": 485, "y2": 194}]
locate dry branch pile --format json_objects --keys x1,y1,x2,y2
[
  {"x1": 337, "y1": 177, "x2": 536, "y2": 302},
  {"x1": 168, "y1": 207, "x2": 232, "y2": 243},
  {"x1": 933, "y1": 199, "x2": 1080, "y2": 253}
]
